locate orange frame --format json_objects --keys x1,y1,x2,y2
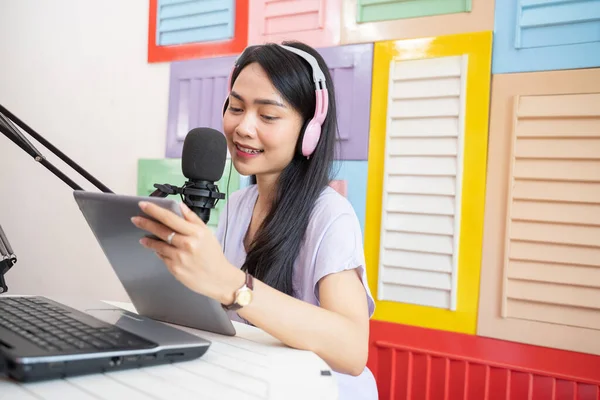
[{"x1": 148, "y1": 0, "x2": 249, "y2": 63}]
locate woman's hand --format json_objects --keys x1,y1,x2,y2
[{"x1": 131, "y1": 201, "x2": 245, "y2": 305}]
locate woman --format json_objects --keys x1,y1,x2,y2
[{"x1": 132, "y1": 41, "x2": 378, "y2": 399}]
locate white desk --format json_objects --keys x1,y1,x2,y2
[{"x1": 1, "y1": 300, "x2": 338, "y2": 400}]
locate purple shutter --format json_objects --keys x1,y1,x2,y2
[
  {"x1": 318, "y1": 43, "x2": 373, "y2": 160},
  {"x1": 165, "y1": 55, "x2": 237, "y2": 158}
]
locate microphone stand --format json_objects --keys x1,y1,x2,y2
[
  {"x1": 0, "y1": 225, "x2": 16, "y2": 294},
  {"x1": 0, "y1": 104, "x2": 113, "y2": 194},
  {"x1": 0, "y1": 103, "x2": 114, "y2": 293}
]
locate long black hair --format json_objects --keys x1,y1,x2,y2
[{"x1": 227, "y1": 41, "x2": 338, "y2": 297}]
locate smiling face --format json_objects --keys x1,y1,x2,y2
[{"x1": 223, "y1": 62, "x2": 304, "y2": 180}]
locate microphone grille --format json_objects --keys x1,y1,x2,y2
[{"x1": 181, "y1": 128, "x2": 228, "y2": 182}]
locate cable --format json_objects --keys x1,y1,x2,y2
[{"x1": 222, "y1": 159, "x2": 233, "y2": 253}]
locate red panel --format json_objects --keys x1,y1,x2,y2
[
  {"x1": 147, "y1": 0, "x2": 249, "y2": 63},
  {"x1": 369, "y1": 320, "x2": 600, "y2": 399}
]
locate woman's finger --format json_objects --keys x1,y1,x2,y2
[
  {"x1": 140, "y1": 236, "x2": 178, "y2": 259},
  {"x1": 179, "y1": 202, "x2": 205, "y2": 226},
  {"x1": 138, "y1": 201, "x2": 197, "y2": 236},
  {"x1": 131, "y1": 216, "x2": 178, "y2": 244}
]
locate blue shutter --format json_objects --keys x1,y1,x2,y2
[
  {"x1": 493, "y1": 0, "x2": 600, "y2": 73},
  {"x1": 157, "y1": 0, "x2": 235, "y2": 46}
]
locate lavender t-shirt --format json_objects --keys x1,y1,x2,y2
[{"x1": 215, "y1": 184, "x2": 378, "y2": 400}]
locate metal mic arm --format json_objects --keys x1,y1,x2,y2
[
  {"x1": 0, "y1": 225, "x2": 17, "y2": 294},
  {"x1": 150, "y1": 183, "x2": 181, "y2": 198},
  {"x1": 0, "y1": 104, "x2": 113, "y2": 194}
]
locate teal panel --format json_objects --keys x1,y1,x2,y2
[
  {"x1": 357, "y1": 0, "x2": 471, "y2": 23},
  {"x1": 137, "y1": 158, "x2": 240, "y2": 230}
]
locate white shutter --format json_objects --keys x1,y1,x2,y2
[{"x1": 378, "y1": 55, "x2": 467, "y2": 310}]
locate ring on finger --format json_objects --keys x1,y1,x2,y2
[{"x1": 166, "y1": 231, "x2": 176, "y2": 245}]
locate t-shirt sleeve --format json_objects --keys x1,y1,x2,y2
[{"x1": 312, "y1": 212, "x2": 375, "y2": 318}]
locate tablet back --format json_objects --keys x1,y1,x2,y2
[{"x1": 73, "y1": 190, "x2": 236, "y2": 336}]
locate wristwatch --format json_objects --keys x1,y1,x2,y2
[{"x1": 222, "y1": 272, "x2": 254, "y2": 311}]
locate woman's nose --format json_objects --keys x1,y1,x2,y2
[{"x1": 235, "y1": 115, "x2": 256, "y2": 138}]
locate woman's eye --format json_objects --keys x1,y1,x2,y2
[
  {"x1": 261, "y1": 115, "x2": 278, "y2": 122},
  {"x1": 228, "y1": 106, "x2": 243, "y2": 113}
]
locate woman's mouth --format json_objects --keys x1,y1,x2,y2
[{"x1": 235, "y1": 144, "x2": 264, "y2": 158}]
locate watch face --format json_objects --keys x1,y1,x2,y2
[{"x1": 237, "y1": 289, "x2": 253, "y2": 306}]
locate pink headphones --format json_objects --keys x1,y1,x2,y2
[{"x1": 224, "y1": 44, "x2": 329, "y2": 158}]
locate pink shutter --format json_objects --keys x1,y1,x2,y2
[{"x1": 249, "y1": 0, "x2": 342, "y2": 47}]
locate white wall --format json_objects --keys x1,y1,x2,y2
[{"x1": 0, "y1": 0, "x2": 170, "y2": 301}]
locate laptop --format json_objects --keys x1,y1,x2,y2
[
  {"x1": 0, "y1": 295, "x2": 210, "y2": 382},
  {"x1": 0, "y1": 191, "x2": 235, "y2": 382}
]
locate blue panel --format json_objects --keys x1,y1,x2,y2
[
  {"x1": 493, "y1": 0, "x2": 600, "y2": 73},
  {"x1": 332, "y1": 161, "x2": 368, "y2": 236},
  {"x1": 157, "y1": 0, "x2": 235, "y2": 46}
]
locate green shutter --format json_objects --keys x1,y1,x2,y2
[
  {"x1": 137, "y1": 158, "x2": 240, "y2": 231},
  {"x1": 357, "y1": 0, "x2": 472, "y2": 23}
]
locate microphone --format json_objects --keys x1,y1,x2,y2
[{"x1": 151, "y1": 127, "x2": 228, "y2": 224}]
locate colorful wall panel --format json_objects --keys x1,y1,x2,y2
[
  {"x1": 365, "y1": 31, "x2": 492, "y2": 334},
  {"x1": 477, "y1": 68, "x2": 600, "y2": 356},
  {"x1": 137, "y1": 158, "x2": 240, "y2": 231},
  {"x1": 492, "y1": 0, "x2": 600, "y2": 73},
  {"x1": 319, "y1": 43, "x2": 373, "y2": 160},
  {"x1": 148, "y1": 0, "x2": 248, "y2": 63},
  {"x1": 341, "y1": 0, "x2": 494, "y2": 44},
  {"x1": 165, "y1": 43, "x2": 373, "y2": 160},
  {"x1": 332, "y1": 160, "x2": 369, "y2": 235},
  {"x1": 248, "y1": 0, "x2": 342, "y2": 48},
  {"x1": 165, "y1": 55, "x2": 236, "y2": 158},
  {"x1": 369, "y1": 320, "x2": 600, "y2": 400},
  {"x1": 357, "y1": 0, "x2": 472, "y2": 23}
]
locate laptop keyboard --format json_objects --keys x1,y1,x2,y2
[{"x1": 0, "y1": 297, "x2": 156, "y2": 353}]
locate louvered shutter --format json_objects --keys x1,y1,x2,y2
[
  {"x1": 148, "y1": 0, "x2": 248, "y2": 63},
  {"x1": 137, "y1": 159, "x2": 240, "y2": 231},
  {"x1": 366, "y1": 32, "x2": 492, "y2": 333},
  {"x1": 165, "y1": 55, "x2": 236, "y2": 158},
  {"x1": 318, "y1": 43, "x2": 373, "y2": 161},
  {"x1": 357, "y1": 0, "x2": 471, "y2": 23},
  {"x1": 493, "y1": 0, "x2": 600, "y2": 73},
  {"x1": 378, "y1": 56, "x2": 466, "y2": 310},
  {"x1": 156, "y1": 0, "x2": 235, "y2": 46},
  {"x1": 248, "y1": 0, "x2": 342, "y2": 47},
  {"x1": 506, "y1": 94, "x2": 600, "y2": 325},
  {"x1": 478, "y1": 68, "x2": 600, "y2": 355},
  {"x1": 341, "y1": 0, "x2": 494, "y2": 45}
]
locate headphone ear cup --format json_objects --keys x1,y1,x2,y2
[{"x1": 301, "y1": 120, "x2": 321, "y2": 157}]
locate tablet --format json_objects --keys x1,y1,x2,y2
[{"x1": 73, "y1": 190, "x2": 236, "y2": 336}]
